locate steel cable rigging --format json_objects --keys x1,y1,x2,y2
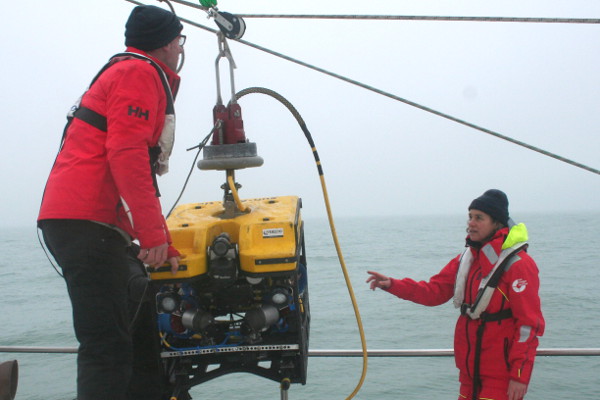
[
  {"x1": 165, "y1": 0, "x2": 600, "y2": 24},
  {"x1": 234, "y1": 14, "x2": 600, "y2": 24},
  {"x1": 131, "y1": 0, "x2": 600, "y2": 175}
]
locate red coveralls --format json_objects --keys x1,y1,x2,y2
[{"x1": 386, "y1": 228, "x2": 544, "y2": 400}]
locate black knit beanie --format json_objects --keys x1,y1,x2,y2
[
  {"x1": 125, "y1": 5, "x2": 183, "y2": 51},
  {"x1": 468, "y1": 189, "x2": 509, "y2": 226}
]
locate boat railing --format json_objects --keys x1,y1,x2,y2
[
  {"x1": 1, "y1": 346, "x2": 598, "y2": 400},
  {"x1": 1, "y1": 346, "x2": 599, "y2": 357}
]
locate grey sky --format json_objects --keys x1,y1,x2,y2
[{"x1": 2, "y1": 0, "x2": 599, "y2": 228}]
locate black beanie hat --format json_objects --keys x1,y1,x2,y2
[
  {"x1": 468, "y1": 189, "x2": 509, "y2": 226},
  {"x1": 125, "y1": 5, "x2": 183, "y2": 51}
]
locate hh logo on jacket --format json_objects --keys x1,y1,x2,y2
[{"x1": 128, "y1": 105, "x2": 149, "y2": 120}]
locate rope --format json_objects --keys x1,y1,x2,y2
[
  {"x1": 125, "y1": 0, "x2": 599, "y2": 175},
  {"x1": 231, "y1": 34, "x2": 600, "y2": 176},
  {"x1": 158, "y1": 0, "x2": 600, "y2": 24},
  {"x1": 160, "y1": 0, "x2": 208, "y2": 12},
  {"x1": 237, "y1": 14, "x2": 600, "y2": 24}
]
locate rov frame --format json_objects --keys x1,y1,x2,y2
[{"x1": 150, "y1": 196, "x2": 310, "y2": 396}]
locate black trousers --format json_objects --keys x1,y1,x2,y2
[{"x1": 40, "y1": 219, "x2": 166, "y2": 400}]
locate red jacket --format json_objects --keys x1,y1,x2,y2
[
  {"x1": 39, "y1": 48, "x2": 180, "y2": 251},
  {"x1": 386, "y1": 227, "x2": 544, "y2": 385}
]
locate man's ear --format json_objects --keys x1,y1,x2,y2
[{"x1": 147, "y1": 45, "x2": 167, "y2": 58}]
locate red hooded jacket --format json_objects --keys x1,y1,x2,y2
[
  {"x1": 39, "y1": 48, "x2": 180, "y2": 251},
  {"x1": 386, "y1": 227, "x2": 544, "y2": 385}
]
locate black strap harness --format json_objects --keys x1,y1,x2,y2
[
  {"x1": 72, "y1": 106, "x2": 107, "y2": 132},
  {"x1": 62, "y1": 52, "x2": 175, "y2": 197}
]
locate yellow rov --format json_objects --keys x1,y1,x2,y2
[
  {"x1": 150, "y1": 190, "x2": 310, "y2": 395},
  {"x1": 151, "y1": 195, "x2": 303, "y2": 280},
  {"x1": 148, "y1": 99, "x2": 310, "y2": 398}
]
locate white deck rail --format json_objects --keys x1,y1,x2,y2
[{"x1": 1, "y1": 346, "x2": 600, "y2": 357}]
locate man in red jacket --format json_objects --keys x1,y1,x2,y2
[
  {"x1": 367, "y1": 190, "x2": 544, "y2": 400},
  {"x1": 38, "y1": 5, "x2": 186, "y2": 400}
]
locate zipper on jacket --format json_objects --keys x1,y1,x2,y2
[
  {"x1": 463, "y1": 256, "x2": 480, "y2": 379},
  {"x1": 503, "y1": 337, "x2": 511, "y2": 370}
]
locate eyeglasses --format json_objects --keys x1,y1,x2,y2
[{"x1": 178, "y1": 35, "x2": 186, "y2": 46}]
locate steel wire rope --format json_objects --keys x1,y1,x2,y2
[
  {"x1": 128, "y1": 0, "x2": 600, "y2": 175},
  {"x1": 234, "y1": 86, "x2": 368, "y2": 400},
  {"x1": 162, "y1": 0, "x2": 600, "y2": 24},
  {"x1": 234, "y1": 14, "x2": 600, "y2": 24},
  {"x1": 127, "y1": 0, "x2": 600, "y2": 176}
]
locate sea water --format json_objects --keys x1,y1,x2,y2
[{"x1": 1, "y1": 212, "x2": 599, "y2": 399}]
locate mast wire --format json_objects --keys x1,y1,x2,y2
[
  {"x1": 126, "y1": 0, "x2": 600, "y2": 176},
  {"x1": 164, "y1": 0, "x2": 600, "y2": 24},
  {"x1": 235, "y1": 15, "x2": 600, "y2": 24}
]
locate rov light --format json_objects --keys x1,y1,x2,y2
[
  {"x1": 157, "y1": 292, "x2": 181, "y2": 314},
  {"x1": 270, "y1": 288, "x2": 291, "y2": 308},
  {"x1": 246, "y1": 276, "x2": 263, "y2": 285}
]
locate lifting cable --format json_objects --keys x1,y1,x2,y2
[{"x1": 127, "y1": 0, "x2": 600, "y2": 176}]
